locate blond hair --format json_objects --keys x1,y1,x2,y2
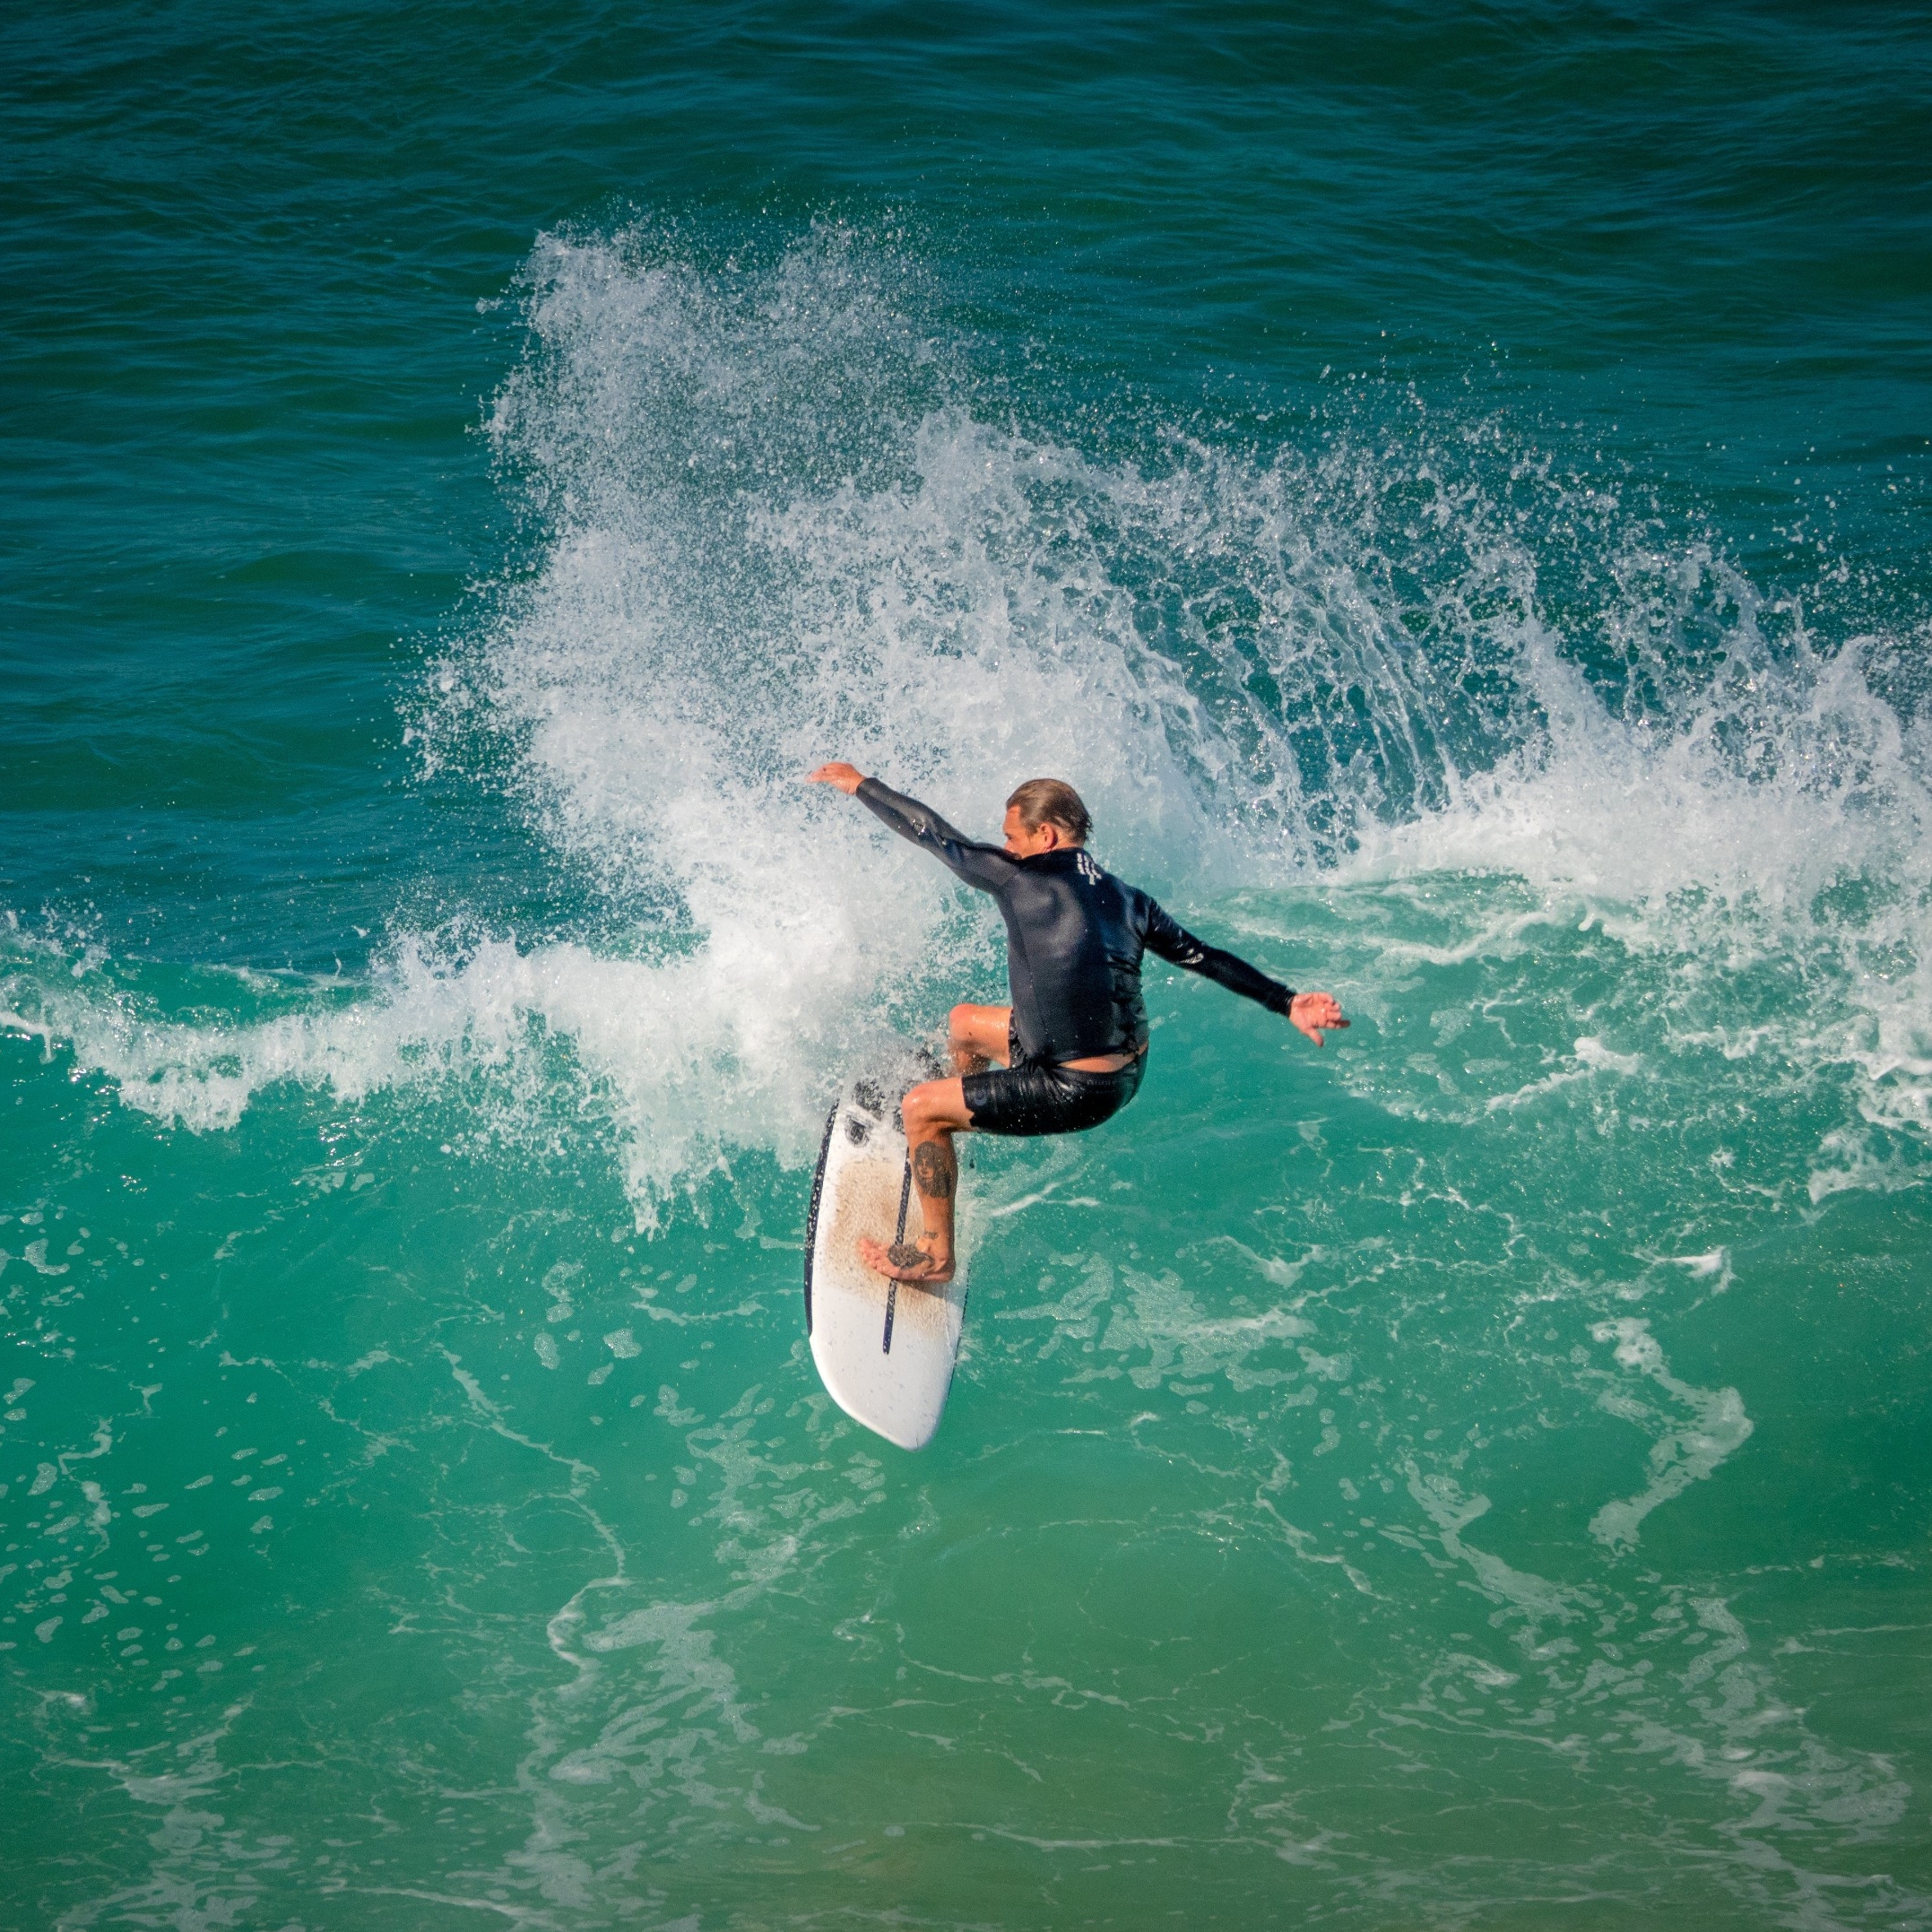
[{"x1": 1006, "y1": 778, "x2": 1091, "y2": 845}]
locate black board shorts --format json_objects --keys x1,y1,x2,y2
[{"x1": 961, "y1": 1038, "x2": 1145, "y2": 1139}]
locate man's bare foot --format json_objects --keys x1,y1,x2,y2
[{"x1": 857, "y1": 1234, "x2": 955, "y2": 1287}]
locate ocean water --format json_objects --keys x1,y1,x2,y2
[{"x1": 4, "y1": 3, "x2": 1931, "y2": 1925}]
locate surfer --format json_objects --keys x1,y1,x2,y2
[{"x1": 805, "y1": 764, "x2": 1348, "y2": 1286}]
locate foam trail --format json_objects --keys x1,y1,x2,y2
[
  {"x1": 1586, "y1": 1317, "x2": 1754, "y2": 1552},
  {"x1": 4, "y1": 934, "x2": 897, "y2": 1225}
]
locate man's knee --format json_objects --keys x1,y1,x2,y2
[
  {"x1": 903, "y1": 1083, "x2": 944, "y2": 1134},
  {"x1": 948, "y1": 1003, "x2": 979, "y2": 1039},
  {"x1": 903, "y1": 1079, "x2": 966, "y2": 1138}
]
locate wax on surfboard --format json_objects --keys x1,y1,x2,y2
[{"x1": 803, "y1": 1061, "x2": 967, "y2": 1451}]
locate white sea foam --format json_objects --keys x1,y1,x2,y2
[
  {"x1": 4, "y1": 225, "x2": 1928, "y2": 1214},
  {"x1": 1586, "y1": 1317, "x2": 1754, "y2": 1552},
  {"x1": 454, "y1": 227, "x2": 1931, "y2": 1184},
  {"x1": 0, "y1": 933, "x2": 895, "y2": 1226}
]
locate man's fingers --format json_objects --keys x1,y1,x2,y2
[
  {"x1": 804, "y1": 761, "x2": 864, "y2": 794},
  {"x1": 1287, "y1": 992, "x2": 1349, "y2": 1047}
]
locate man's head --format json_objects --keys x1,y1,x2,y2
[{"x1": 1002, "y1": 778, "x2": 1092, "y2": 858}]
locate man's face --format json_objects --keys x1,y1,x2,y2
[{"x1": 1002, "y1": 806, "x2": 1063, "y2": 858}]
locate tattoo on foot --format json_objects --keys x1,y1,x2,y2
[
  {"x1": 911, "y1": 1141, "x2": 956, "y2": 1200},
  {"x1": 886, "y1": 1242, "x2": 930, "y2": 1269}
]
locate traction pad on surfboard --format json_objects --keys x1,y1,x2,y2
[
  {"x1": 804, "y1": 1044, "x2": 941, "y2": 1338},
  {"x1": 801, "y1": 1043, "x2": 971, "y2": 1450}
]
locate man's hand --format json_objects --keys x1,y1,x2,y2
[
  {"x1": 806, "y1": 761, "x2": 865, "y2": 795},
  {"x1": 1288, "y1": 992, "x2": 1348, "y2": 1047}
]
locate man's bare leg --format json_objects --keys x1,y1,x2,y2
[
  {"x1": 856, "y1": 1076, "x2": 974, "y2": 1286},
  {"x1": 947, "y1": 1002, "x2": 1010, "y2": 1075}
]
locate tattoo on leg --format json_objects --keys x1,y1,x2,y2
[{"x1": 911, "y1": 1140, "x2": 956, "y2": 1200}]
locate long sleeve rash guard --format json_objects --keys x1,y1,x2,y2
[{"x1": 855, "y1": 777, "x2": 1295, "y2": 1064}]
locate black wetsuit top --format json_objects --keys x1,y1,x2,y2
[{"x1": 856, "y1": 778, "x2": 1295, "y2": 1064}]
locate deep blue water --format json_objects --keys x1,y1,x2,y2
[{"x1": 4, "y1": 5, "x2": 1931, "y2": 1927}]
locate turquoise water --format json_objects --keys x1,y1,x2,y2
[{"x1": 5, "y1": 4, "x2": 1932, "y2": 1925}]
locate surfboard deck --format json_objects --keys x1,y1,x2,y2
[{"x1": 804, "y1": 1056, "x2": 967, "y2": 1451}]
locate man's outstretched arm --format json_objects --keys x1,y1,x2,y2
[
  {"x1": 806, "y1": 763, "x2": 1018, "y2": 893},
  {"x1": 1142, "y1": 899, "x2": 1348, "y2": 1046}
]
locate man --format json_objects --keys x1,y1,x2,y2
[{"x1": 805, "y1": 763, "x2": 1348, "y2": 1286}]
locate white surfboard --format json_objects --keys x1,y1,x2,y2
[{"x1": 804, "y1": 1059, "x2": 967, "y2": 1451}]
